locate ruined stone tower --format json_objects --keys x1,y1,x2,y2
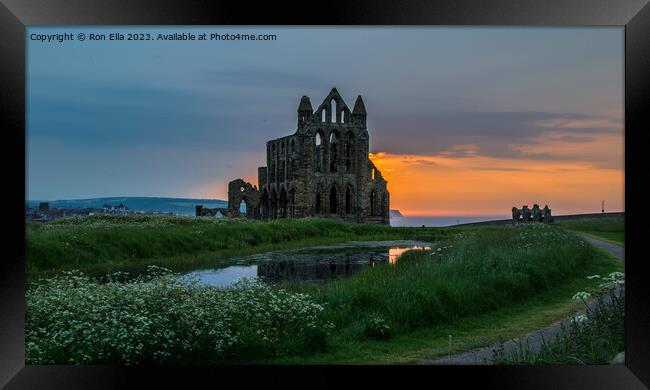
[{"x1": 224, "y1": 88, "x2": 390, "y2": 224}]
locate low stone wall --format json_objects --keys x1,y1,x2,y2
[
  {"x1": 454, "y1": 212, "x2": 624, "y2": 227},
  {"x1": 553, "y1": 212, "x2": 625, "y2": 221}
]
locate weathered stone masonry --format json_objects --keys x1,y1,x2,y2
[{"x1": 224, "y1": 88, "x2": 390, "y2": 224}]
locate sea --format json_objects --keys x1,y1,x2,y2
[{"x1": 389, "y1": 215, "x2": 509, "y2": 227}]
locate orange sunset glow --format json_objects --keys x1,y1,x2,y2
[
  {"x1": 368, "y1": 130, "x2": 623, "y2": 217},
  {"x1": 187, "y1": 126, "x2": 624, "y2": 218}
]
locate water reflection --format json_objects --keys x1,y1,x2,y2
[
  {"x1": 185, "y1": 244, "x2": 433, "y2": 288},
  {"x1": 257, "y1": 256, "x2": 374, "y2": 284},
  {"x1": 388, "y1": 246, "x2": 431, "y2": 264},
  {"x1": 187, "y1": 266, "x2": 259, "y2": 288}
]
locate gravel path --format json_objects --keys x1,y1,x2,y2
[{"x1": 423, "y1": 235, "x2": 624, "y2": 365}]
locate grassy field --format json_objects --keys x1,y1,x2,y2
[
  {"x1": 26, "y1": 215, "x2": 454, "y2": 276},
  {"x1": 25, "y1": 216, "x2": 623, "y2": 364},
  {"x1": 258, "y1": 226, "x2": 622, "y2": 364},
  {"x1": 261, "y1": 256, "x2": 620, "y2": 364},
  {"x1": 556, "y1": 216, "x2": 624, "y2": 245}
]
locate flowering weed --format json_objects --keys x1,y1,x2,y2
[{"x1": 26, "y1": 267, "x2": 329, "y2": 364}]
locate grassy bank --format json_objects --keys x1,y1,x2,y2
[
  {"x1": 492, "y1": 273, "x2": 624, "y2": 365},
  {"x1": 26, "y1": 222, "x2": 622, "y2": 364},
  {"x1": 295, "y1": 224, "x2": 605, "y2": 334},
  {"x1": 263, "y1": 251, "x2": 620, "y2": 364},
  {"x1": 26, "y1": 215, "x2": 453, "y2": 275},
  {"x1": 556, "y1": 216, "x2": 624, "y2": 245},
  {"x1": 258, "y1": 224, "x2": 622, "y2": 363}
]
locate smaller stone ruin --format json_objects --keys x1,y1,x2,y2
[
  {"x1": 195, "y1": 205, "x2": 231, "y2": 218},
  {"x1": 512, "y1": 204, "x2": 553, "y2": 223}
]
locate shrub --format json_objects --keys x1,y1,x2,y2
[
  {"x1": 26, "y1": 267, "x2": 330, "y2": 364},
  {"x1": 363, "y1": 315, "x2": 391, "y2": 340}
]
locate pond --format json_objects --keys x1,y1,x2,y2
[{"x1": 183, "y1": 240, "x2": 433, "y2": 288}]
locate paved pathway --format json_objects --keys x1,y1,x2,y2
[
  {"x1": 423, "y1": 235, "x2": 624, "y2": 365},
  {"x1": 581, "y1": 234, "x2": 624, "y2": 263}
]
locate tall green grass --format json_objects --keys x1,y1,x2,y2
[
  {"x1": 26, "y1": 215, "x2": 452, "y2": 274},
  {"x1": 25, "y1": 223, "x2": 619, "y2": 364},
  {"x1": 289, "y1": 224, "x2": 610, "y2": 339},
  {"x1": 556, "y1": 217, "x2": 624, "y2": 244},
  {"x1": 492, "y1": 275, "x2": 625, "y2": 365}
]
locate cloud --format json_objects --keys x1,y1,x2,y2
[
  {"x1": 399, "y1": 157, "x2": 437, "y2": 166},
  {"x1": 508, "y1": 131, "x2": 623, "y2": 170},
  {"x1": 439, "y1": 144, "x2": 479, "y2": 158},
  {"x1": 535, "y1": 117, "x2": 621, "y2": 131},
  {"x1": 412, "y1": 159, "x2": 437, "y2": 166},
  {"x1": 472, "y1": 166, "x2": 528, "y2": 172},
  {"x1": 27, "y1": 73, "x2": 299, "y2": 152},
  {"x1": 546, "y1": 135, "x2": 595, "y2": 143},
  {"x1": 370, "y1": 109, "x2": 622, "y2": 164}
]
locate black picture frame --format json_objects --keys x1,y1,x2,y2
[{"x1": 2, "y1": 0, "x2": 648, "y2": 388}]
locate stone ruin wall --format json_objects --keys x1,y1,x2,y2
[{"x1": 213, "y1": 88, "x2": 390, "y2": 225}]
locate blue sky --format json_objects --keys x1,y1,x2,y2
[{"x1": 26, "y1": 26, "x2": 623, "y2": 212}]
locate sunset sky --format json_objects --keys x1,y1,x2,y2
[{"x1": 27, "y1": 27, "x2": 624, "y2": 216}]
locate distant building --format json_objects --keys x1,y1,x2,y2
[
  {"x1": 25, "y1": 202, "x2": 64, "y2": 221},
  {"x1": 102, "y1": 202, "x2": 129, "y2": 214}
]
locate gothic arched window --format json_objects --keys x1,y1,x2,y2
[
  {"x1": 345, "y1": 132, "x2": 355, "y2": 173},
  {"x1": 314, "y1": 131, "x2": 324, "y2": 173},
  {"x1": 370, "y1": 190, "x2": 377, "y2": 216},
  {"x1": 330, "y1": 186, "x2": 338, "y2": 214},
  {"x1": 315, "y1": 186, "x2": 322, "y2": 214},
  {"x1": 329, "y1": 131, "x2": 339, "y2": 173}
]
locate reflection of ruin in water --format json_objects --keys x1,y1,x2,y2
[
  {"x1": 184, "y1": 244, "x2": 434, "y2": 288},
  {"x1": 257, "y1": 253, "x2": 383, "y2": 284},
  {"x1": 257, "y1": 246, "x2": 432, "y2": 284}
]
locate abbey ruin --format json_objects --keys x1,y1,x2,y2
[{"x1": 217, "y1": 88, "x2": 390, "y2": 224}]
